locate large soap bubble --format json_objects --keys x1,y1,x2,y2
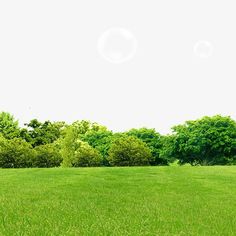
[
  {"x1": 194, "y1": 40, "x2": 214, "y2": 58},
  {"x1": 97, "y1": 27, "x2": 138, "y2": 64}
]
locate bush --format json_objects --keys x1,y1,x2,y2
[
  {"x1": 72, "y1": 141, "x2": 103, "y2": 167},
  {"x1": 34, "y1": 144, "x2": 63, "y2": 168},
  {"x1": 108, "y1": 136, "x2": 152, "y2": 166},
  {"x1": 0, "y1": 136, "x2": 35, "y2": 168},
  {"x1": 126, "y1": 128, "x2": 168, "y2": 165}
]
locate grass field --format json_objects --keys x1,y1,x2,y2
[{"x1": 0, "y1": 167, "x2": 236, "y2": 236}]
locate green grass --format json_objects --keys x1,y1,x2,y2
[{"x1": 0, "y1": 167, "x2": 236, "y2": 236}]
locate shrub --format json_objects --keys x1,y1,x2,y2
[
  {"x1": 34, "y1": 144, "x2": 63, "y2": 168},
  {"x1": 108, "y1": 136, "x2": 152, "y2": 166},
  {"x1": 0, "y1": 136, "x2": 35, "y2": 168},
  {"x1": 126, "y1": 128, "x2": 168, "y2": 165},
  {"x1": 72, "y1": 141, "x2": 103, "y2": 167}
]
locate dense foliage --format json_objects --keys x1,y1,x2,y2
[
  {"x1": 72, "y1": 141, "x2": 103, "y2": 167},
  {"x1": 0, "y1": 135, "x2": 35, "y2": 168},
  {"x1": 34, "y1": 144, "x2": 63, "y2": 168},
  {"x1": 108, "y1": 135, "x2": 152, "y2": 166},
  {"x1": 1, "y1": 111, "x2": 236, "y2": 168},
  {"x1": 125, "y1": 128, "x2": 167, "y2": 165},
  {"x1": 81, "y1": 130, "x2": 113, "y2": 166},
  {"x1": 0, "y1": 112, "x2": 20, "y2": 139},
  {"x1": 20, "y1": 119, "x2": 66, "y2": 147},
  {"x1": 169, "y1": 116, "x2": 236, "y2": 165}
]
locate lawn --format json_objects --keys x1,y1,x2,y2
[{"x1": 0, "y1": 167, "x2": 236, "y2": 236}]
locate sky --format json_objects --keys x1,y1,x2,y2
[{"x1": 0, "y1": 0, "x2": 235, "y2": 134}]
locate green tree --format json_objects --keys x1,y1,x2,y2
[
  {"x1": 126, "y1": 128, "x2": 167, "y2": 165},
  {"x1": 0, "y1": 112, "x2": 20, "y2": 139},
  {"x1": 21, "y1": 119, "x2": 66, "y2": 147},
  {"x1": 170, "y1": 115, "x2": 236, "y2": 165},
  {"x1": 60, "y1": 121, "x2": 109, "y2": 167},
  {"x1": 81, "y1": 130, "x2": 113, "y2": 166},
  {"x1": 71, "y1": 120, "x2": 107, "y2": 136},
  {"x1": 60, "y1": 126, "x2": 81, "y2": 167},
  {"x1": 159, "y1": 134, "x2": 177, "y2": 164},
  {"x1": 108, "y1": 135, "x2": 152, "y2": 166}
]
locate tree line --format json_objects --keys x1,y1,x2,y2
[{"x1": 0, "y1": 111, "x2": 236, "y2": 168}]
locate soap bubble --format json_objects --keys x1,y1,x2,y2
[
  {"x1": 194, "y1": 40, "x2": 214, "y2": 58},
  {"x1": 97, "y1": 27, "x2": 138, "y2": 64}
]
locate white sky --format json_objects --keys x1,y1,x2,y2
[{"x1": 0, "y1": 0, "x2": 235, "y2": 134}]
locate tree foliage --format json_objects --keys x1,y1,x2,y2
[
  {"x1": 72, "y1": 141, "x2": 103, "y2": 167},
  {"x1": 71, "y1": 120, "x2": 107, "y2": 136},
  {"x1": 0, "y1": 135, "x2": 35, "y2": 168},
  {"x1": 170, "y1": 115, "x2": 236, "y2": 165},
  {"x1": 108, "y1": 135, "x2": 152, "y2": 166},
  {"x1": 81, "y1": 130, "x2": 113, "y2": 166},
  {"x1": 60, "y1": 126, "x2": 81, "y2": 167},
  {"x1": 0, "y1": 112, "x2": 20, "y2": 139},
  {"x1": 126, "y1": 128, "x2": 167, "y2": 165},
  {"x1": 20, "y1": 119, "x2": 65, "y2": 147},
  {"x1": 1, "y1": 111, "x2": 236, "y2": 168},
  {"x1": 34, "y1": 143, "x2": 63, "y2": 168}
]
